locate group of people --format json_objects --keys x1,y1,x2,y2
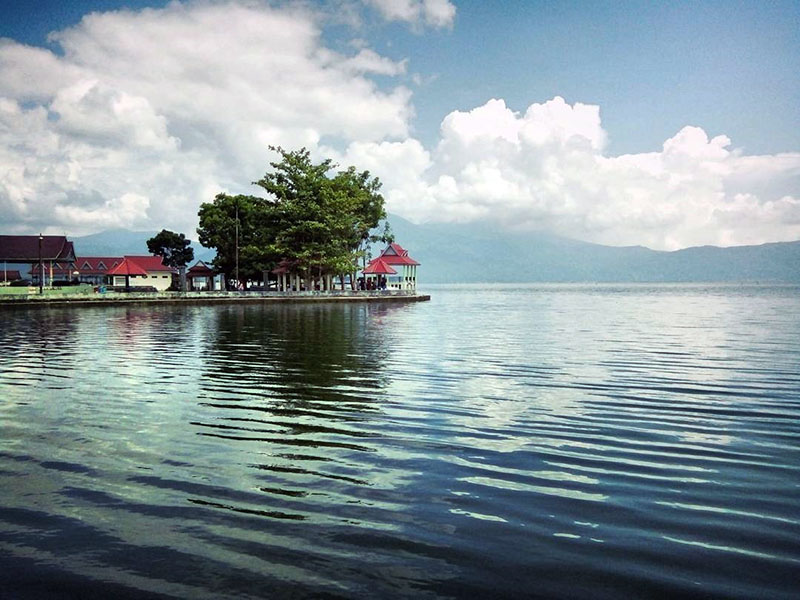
[{"x1": 357, "y1": 276, "x2": 387, "y2": 290}]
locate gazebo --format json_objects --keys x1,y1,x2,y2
[
  {"x1": 187, "y1": 260, "x2": 217, "y2": 290},
  {"x1": 365, "y1": 243, "x2": 420, "y2": 290},
  {"x1": 362, "y1": 257, "x2": 396, "y2": 289}
]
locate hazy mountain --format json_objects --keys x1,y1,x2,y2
[
  {"x1": 70, "y1": 221, "x2": 800, "y2": 283},
  {"x1": 72, "y1": 229, "x2": 216, "y2": 264},
  {"x1": 385, "y1": 214, "x2": 800, "y2": 283}
]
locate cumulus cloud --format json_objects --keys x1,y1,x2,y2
[
  {"x1": 0, "y1": 1, "x2": 798, "y2": 250},
  {"x1": 358, "y1": 97, "x2": 800, "y2": 249},
  {"x1": 364, "y1": 0, "x2": 456, "y2": 28},
  {"x1": 0, "y1": 1, "x2": 411, "y2": 235}
]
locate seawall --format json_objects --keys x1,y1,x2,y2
[{"x1": 0, "y1": 289, "x2": 430, "y2": 309}]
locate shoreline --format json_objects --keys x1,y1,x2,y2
[{"x1": 0, "y1": 289, "x2": 430, "y2": 309}]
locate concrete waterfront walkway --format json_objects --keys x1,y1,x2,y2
[{"x1": 0, "y1": 288, "x2": 430, "y2": 308}]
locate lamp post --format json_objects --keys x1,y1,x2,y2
[
  {"x1": 38, "y1": 233, "x2": 43, "y2": 294},
  {"x1": 234, "y1": 202, "x2": 239, "y2": 290}
]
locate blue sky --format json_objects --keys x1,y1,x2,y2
[
  {"x1": 1, "y1": 0, "x2": 799, "y2": 248},
  {"x1": 5, "y1": 0, "x2": 796, "y2": 154}
]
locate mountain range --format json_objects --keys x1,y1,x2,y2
[{"x1": 70, "y1": 217, "x2": 800, "y2": 283}]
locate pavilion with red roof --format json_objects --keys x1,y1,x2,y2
[
  {"x1": 364, "y1": 243, "x2": 419, "y2": 290},
  {"x1": 187, "y1": 260, "x2": 218, "y2": 291}
]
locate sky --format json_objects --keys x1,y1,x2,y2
[{"x1": 1, "y1": 0, "x2": 799, "y2": 250}]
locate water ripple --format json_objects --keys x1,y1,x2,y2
[{"x1": 2, "y1": 286, "x2": 800, "y2": 598}]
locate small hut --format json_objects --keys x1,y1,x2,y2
[
  {"x1": 365, "y1": 243, "x2": 420, "y2": 290},
  {"x1": 187, "y1": 260, "x2": 217, "y2": 290},
  {"x1": 362, "y1": 257, "x2": 396, "y2": 289}
]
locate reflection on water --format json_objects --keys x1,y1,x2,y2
[{"x1": 1, "y1": 285, "x2": 800, "y2": 599}]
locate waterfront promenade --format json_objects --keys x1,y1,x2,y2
[{"x1": 0, "y1": 288, "x2": 430, "y2": 308}]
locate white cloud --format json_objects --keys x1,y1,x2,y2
[
  {"x1": 0, "y1": 1, "x2": 797, "y2": 250},
  {"x1": 363, "y1": 97, "x2": 800, "y2": 249},
  {"x1": 54, "y1": 192, "x2": 151, "y2": 229},
  {"x1": 339, "y1": 48, "x2": 408, "y2": 76},
  {"x1": 364, "y1": 0, "x2": 456, "y2": 28},
  {"x1": 0, "y1": 1, "x2": 411, "y2": 235}
]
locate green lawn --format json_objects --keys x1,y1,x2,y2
[{"x1": 0, "y1": 284, "x2": 95, "y2": 296}]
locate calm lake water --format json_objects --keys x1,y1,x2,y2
[{"x1": 1, "y1": 284, "x2": 799, "y2": 599}]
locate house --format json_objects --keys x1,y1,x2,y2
[
  {"x1": 0, "y1": 235, "x2": 76, "y2": 286},
  {"x1": 364, "y1": 243, "x2": 420, "y2": 290},
  {"x1": 107, "y1": 255, "x2": 176, "y2": 291},
  {"x1": 29, "y1": 256, "x2": 125, "y2": 285},
  {"x1": 73, "y1": 257, "x2": 124, "y2": 285}
]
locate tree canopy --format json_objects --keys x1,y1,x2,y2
[
  {"x1": 147, "y1": 229, "x2": 195, "y2": 291},
  {"x1": 197, "y1": 147, "x2": 390, "y2": 287},
  {"x1": 146, "y1": 229, "x2": 194, "y2": 269}
]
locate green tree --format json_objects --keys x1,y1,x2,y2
[
  {"x1": 197, "y1": 194, "x2": 281, "y2": 289},
  {"x1": 146, "y1": 229, "x2": 195, "y2": 291},
  {"x1": 253, "y1": 147, "x2": 387, "y2": 288},
  {"x1": 198, "y1": 146, "x2": 389, "y2": 291}
]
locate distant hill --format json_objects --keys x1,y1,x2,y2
[
  {"x1": 72, "y1": 229, "x2": 216, "y2": 264},
  {"x1": 385, "y1": 214, "x2": 800, "y2": 283},
  {"x1": 69, "y1": 221, "x2": 800, "y2": 283}
]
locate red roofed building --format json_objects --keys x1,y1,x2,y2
[
  {"x1": 26, "y1": 256, "x2": 127, "y2": 285},
  {"x1": 0, "y1": 235, "x2": 75, "y2": 263},
  {"x1": 1, "y1": 269, "x2": 22, "y2": 284},
  {"x1": 107, "y1": 255, "x2": 175, "y2": 290},
  {"x1": 1, "y1": 235, "x2": 76, "y2": 286},
  {"x1": 74, "y1": 257, "x2": 124, "y2": 284},
  {"x1": 364, "y1": 243, "x2": 420, "y2": 290}
]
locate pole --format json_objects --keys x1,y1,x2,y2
[
  {"x1": 234, "y1": 203, "x2": 239, "y2": 289},
  {"x1": 38, "y1": 233, "x2": 43, "y2": 294}
]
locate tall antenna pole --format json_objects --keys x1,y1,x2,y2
[{"x1": 234, "y1": 203, "x2": 239, "y2": 288}]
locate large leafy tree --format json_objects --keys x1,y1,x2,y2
[
  {"x1": 146, "y1": 229, "x2": 195, "y2": 291},
  {"x1": 197, "y1": 146, "x2": 389, "y2": 289},
  {"x1": 197, "y1": 194, "x2": 282, "y2": 288}
]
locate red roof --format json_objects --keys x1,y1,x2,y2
[
  {"x1": 107, "y1": 258, "x2": 147, "y2": 276},
  {"x1": 1, "y1": 270, "x2": 22, "y2": 282},
  {"x1": 188, "y1": 260, "x2": 214, "y2": 275},
  {"x1": 378, "y1": 242, "x2": 420, "y2": 266},
  {"x1": 75, "y1": 257, "x2": 123, "y2": 275},
  {"x1": 107, "y1": 255, "x2": 173, "y2": 276},
  {"x1": 362, "y1": 257, "x2": 397, "y2": 275},
  {"x1": 125, "y1": 255, "x2": 174, "y2": 272},
  {"x1": 28, "y1": 256, "x2": 123, "y2": 277},
  {"x1": 0, "y1": 235, "x2": 76, "y2": 262}
]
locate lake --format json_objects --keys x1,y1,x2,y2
[{"x1": 1, "y1": 284, "x2": 799, "y2": 599}]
